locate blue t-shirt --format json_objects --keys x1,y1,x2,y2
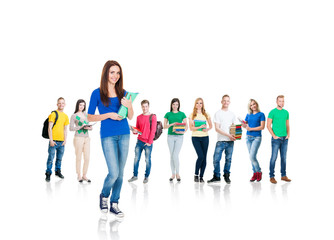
[
  {"x1": 245, "y1": 112, "x2": 266, "y2": 137},
  {"x1": 88, "y1": 88, "x2": 130, "y2": 138}
]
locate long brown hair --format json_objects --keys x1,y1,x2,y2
[
  {"x1": 74, "y1": 99, "x2": 86, "y2": 113},
  {"x1": 170, "y1": 98, "x2": 180, "y2": 112},
  {"x1": 100, "y1": 60, "x2": 125, "y2": 107},
  {"x1": 191, "y1": 98, "x2": 209, "y2": 120}
]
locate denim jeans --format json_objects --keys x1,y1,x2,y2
[
  {"x1": 133, "y1": 139, "x2": 153, "y2": 178},
  {"x1": 213, "y1": 141, "x2": 234, "y2": 177},
  {"x1": 167, "y1": 135, "x2": 184, "y2": 175},
  {"x1": 101, "y1": 134, "x2": 130, "y2": 203},
  {"x1": 192, "y1": 136, "x2": 209, "y2": 177},
  {"x1": 246, "y1": 135, "x2": 262, "y2": 173},
  {"x1": 269, "y1": 137, "x2": 288, "y2": 178},
  {"x1": 46, "y1": 141, "x2": 65, "y2": 174}
]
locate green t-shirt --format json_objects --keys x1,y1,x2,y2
[
  {"x1": 164, "y1": 111, "x2": 187, "y2": 135},
  {"x1": 268, "y1": 108, "x2": 289, "y2": 137}
]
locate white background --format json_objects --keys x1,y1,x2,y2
[{"x1": 1, "y1": 1, "x2": 333, "y2": 239}]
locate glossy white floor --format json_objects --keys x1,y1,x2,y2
[{"x1": 3, "y1": 131, "x2": 333, "y2": 240}]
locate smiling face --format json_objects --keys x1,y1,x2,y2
[
  {"x1": 250, "y1": 100, "x2": 258, "y2": 113},
  {"x1": 277, "y1": 97, "x2": 285, "y2": 109},
  {"x1": 78, "y1": 102, "x2": 85, "y2": 112},
  {"x1": 108, "y1": 65, "x2": 121, "y2": 85},
  {"x1": 172, "y1": 101, "x2": 179, "y2": 112},
  {"x1": 57, "y1": 99, "x2": 65, "y2": 111},
  {"x1": 196, "y1": 99, "x2": 203, "y2": 111},
  {"x1": 221, "y1": 96, "x2": 230, "y2": 109},
  {"x1": 141, "y1": 103, "x2": 149, "y2": 115}
]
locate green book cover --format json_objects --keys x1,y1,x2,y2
[
  {"x1": 118, "y1": 92, "x2": 139, "y2": 119},
  {"x1": 194, "y1": 120, "x2": 206, "y2": 131}
]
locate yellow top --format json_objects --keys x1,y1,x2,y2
[
  {"x1": 189, "y1": 113, "x2": 210, "y2": 137},
  {"x1": 48, "y1": 111, "x2": 69, "y2": 141}
]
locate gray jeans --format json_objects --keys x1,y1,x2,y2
[{"x1": 167, "y1": 135, "x2": 184, "y2": 175}]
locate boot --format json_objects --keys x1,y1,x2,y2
[
  {"x1": 45, "y1": 172, "x2": 51, "y2": 182},
  {"x1": 250, "y1": 172, "x2": 257, "y2": 182},
  {"x1": 223, "y1": 173, "x2": 231, "y2": 184}
]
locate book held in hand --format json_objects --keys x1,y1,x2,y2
[{"x1": 118, "y1": 92, "x2": 139, "y2": 119}]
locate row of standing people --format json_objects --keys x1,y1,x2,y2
[{"x1": 44, "y1": 60, "x2": 291, "y2": 218}]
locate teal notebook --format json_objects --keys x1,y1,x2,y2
[
  {"x1": 194, "y1": 120, "x2": 206, "y2": 131},
  {"x1": 118, "y1": 92, "x2": 139, "y2": 119}
]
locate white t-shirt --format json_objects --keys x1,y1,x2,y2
[{"x1": 213, "y1": 109, "x2": 237, "y2": 141}]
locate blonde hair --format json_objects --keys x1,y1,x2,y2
[
  {"x1": 191, "y1": 98, "x2": 209, "y2": 120},
  {"x1": 276, "y1": 95, "x2": 284, "y2": 100},
  {"x1": 248, "y1": 99, "x2": 260, "y2": 114}
]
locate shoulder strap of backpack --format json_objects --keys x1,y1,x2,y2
[{"x1": 52, "y1": 111, "x2": 59, "y2": 129}]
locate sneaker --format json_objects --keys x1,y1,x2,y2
[
  {"x1": 110, "y1": 203, "x2": 124, "y2": 218},
  {"x1": 55, "y1": 170, "x2": 64, "y2": 179},
  {"x1": 99, "y1": 194, "x2": 109, "y2": 213},
  {"x1": 257, "y1": 172, "x2": 262, "y2": 182},
  {"x1": 250, "y1": 172, "x2": 257, "y2": 182},
  {"x1": 199, "y1": 177, "x2": 205, "y2": 183},
  {"x1": 128, "y1": 176, "x2": 138, "y2": 182},
  {"x1": 194, "y1": 175, "x2": 199, "y2": 182},
  {"x1": 45, "y1": 172, "x2": 51, "y2": 182},
  {"x1": 223, "y1": 173, "x2": 231, "y2": 184},
  {"x1": 281, "y1": 176, "x2": 291, "y2": 182},
  {"x1": 143, "y1": 177, "x2": 149, "y2": 184},
  {"x1": 207, "y1": 175, "x2": 221, "y2": 183}
]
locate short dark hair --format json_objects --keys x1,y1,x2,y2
[
  {"x1": 141, "y1": 100, "x2": 150, "y2": 106},
  {"x1": 222, "y1": 94, "x2": 230, "y2": 99},
  {"x1": 57, "y1": 97, "x2": 65, "y2": 102}
]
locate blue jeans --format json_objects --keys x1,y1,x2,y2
[
  {"x1": 46, "y1": 141, "x2": 65, "y2": 174},
  {"x1": 269, "y1": 137, "x2": 288, "y2": 178},
  {"x1": 133, "y1": 140, "x2": 153, "y2": 178},
  {"x1": 246, "y1": 135, "x2": 262, "y2": 173},
  {"x1": 213, "y1": 141, "x2": 234, "y2": 177},
  {"x1": 192, "y1": 136, "x2": 209, "y2": 177},
  {"x1": 101, "y1": 134, "x2": 130, "y2": 203}
]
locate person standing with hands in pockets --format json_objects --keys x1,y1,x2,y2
[
  {"x1": 88, "y1": 60, "x2": 133, "y2": 217},
  {"x1": 267, "y1": 95, "x2": 291, "y2": 184},
  {"x1": 45, "y1": 97, "x2": 69, "y2": 182}
]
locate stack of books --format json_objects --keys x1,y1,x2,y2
[
  {"x1": 194, "y1": 120, "x2": 206, "y2": 131},
  {"x1": 230, "y1": 124, "x2": 242, "y2": 140},
  {"x1": 173, "y1": 123, "x2": 186, "y2": 133}
]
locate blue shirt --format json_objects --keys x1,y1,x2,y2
[
  {"x1": 88, "y1": 88, "x2": 130, "y2": 138},
  {"x1": 245, "y1": 112, "x2": 265, "y2": 137}
]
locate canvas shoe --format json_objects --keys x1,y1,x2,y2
[
  {"x1": 143, "y1": 177, "x2": 149, "y2": 184},
  {"x1": 128, "y1": 176, "x2": 138, "y2": 182},
  {"x1": 99, "y1": 194, "x2": 109, "y2": 213},
  {"x1": 110, "y1": 203, "x2": 124, "y2": 218}
]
